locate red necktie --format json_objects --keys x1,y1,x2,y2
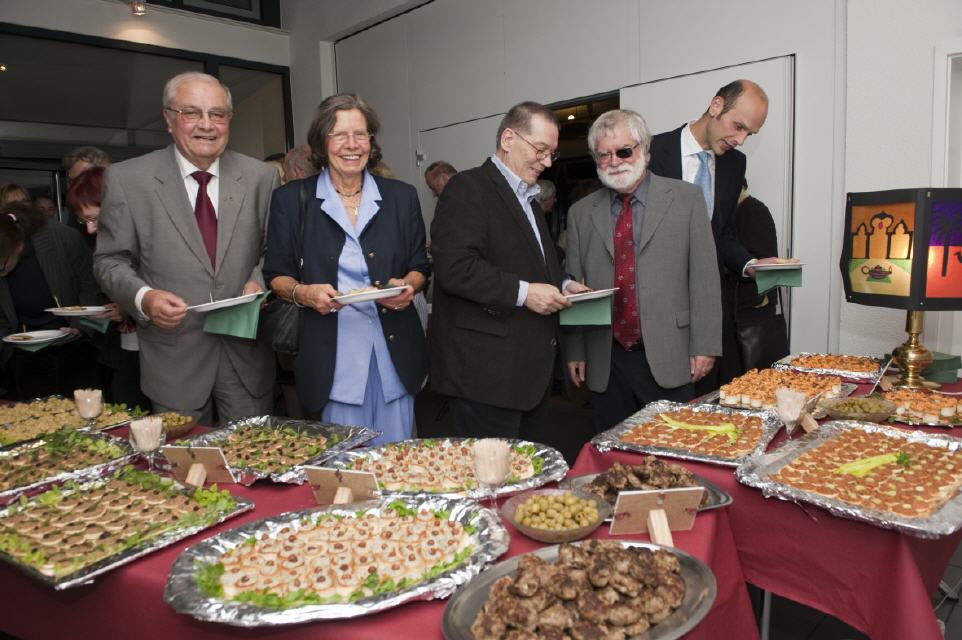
[
  {"x1": 612, "y1": 193, "x2": 640, "y2": 350},
  {"x1": 191, "y1": 170, "x2": 217, "y2": 269}
]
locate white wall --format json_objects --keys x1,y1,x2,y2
[
  {"x1": 0, "y1": 0, "x2": 289, "y2": 66},
  {"x1": 842, "y1": 0, "x2": 962, "y2": 358}
]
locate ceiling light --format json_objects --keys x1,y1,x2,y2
[
  {"x1": 0, "y1": 64, "x2": 6, "y2": 73},
  {"x1": 131, "y1": 1, "x2": 147, "y2": 16},
  {"x1": 567, "y1": 114, "x2": 575, "y2": 120}
]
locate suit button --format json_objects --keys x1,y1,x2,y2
[
  {"x1": 374, "y1": 280, "x2": 381, "y2": 287},
  {"x1": 550, "y1": 338, "x2": 557, "y2": 346},
  {"x1": 368, "y1": 252, "x2": 375, "y2": 259},
  {"x1": 381, "y1": 308, "x2": 387, "y2": 315},
  {"x1": 388, "y1": 335, "x2": 395, "y2": 341}
]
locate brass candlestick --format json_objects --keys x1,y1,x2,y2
[{"x1": 891, "y1": 310, "x2": 937, "y2": 388}]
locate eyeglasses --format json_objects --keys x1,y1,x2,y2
[
  {"x1": 592, "y1": 143, "x2": 640, "y2": 164},
  {"x1": 328, "y1": 131, "x2": 372, "y2": 144},
  {"x1": 164, "y1": 107, "x2": 232, "y2": 124},
  {"x1": 511, "y1": 130, "x2": 561, "y2": 162},
  {"x1": 77, "y1": 215, "x2": 98, "y2": 227}
]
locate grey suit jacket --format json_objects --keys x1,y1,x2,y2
[
  {"x1": 93, "y1": 145, "x2": 277, "y2": 408},
  {"x1": 563, "y1": 173, "x2": 723, "y2": 391}
]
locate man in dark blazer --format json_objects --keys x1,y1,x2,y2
[
  {"x1": 565, "y1": 109, "x2": 722, "y2": 432},
  {"x1": 649, "y1": 79, "x2": 777, "y2": 390},
  {"x1": 94, "y1": 71, "x2": 278, "y2": 425},
  {"x1": 430, "y1": 101, "x2": 573, "y2": 439}
]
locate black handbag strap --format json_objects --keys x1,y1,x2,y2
[{"x1": 296, "y1": 180, "x2": 307, "y2": 280}]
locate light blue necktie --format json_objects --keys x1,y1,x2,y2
[{"x1": 694, "y1": 150, "x2": 713, "y2": 218}]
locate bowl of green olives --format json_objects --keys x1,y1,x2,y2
[
  {"x1": 502, "y1": 489, "x2": 612, "y2": 543},
  {"x1": 820, "y1": 396, "x2": 896, "y2": 423}
]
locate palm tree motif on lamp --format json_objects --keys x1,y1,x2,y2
[{"x1": 927, "y1": 200, "x2": 962, "y2": 298}]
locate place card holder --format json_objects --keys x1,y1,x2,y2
[
  {"x1": 303, "y1": 466, "x2": 379, "y2": 507},
  {"x1": 161, "y1": 446, "x2": 235, "y2": 487},
  {"x1": 609, "y1": 487, "x2": 705, "y2": 546}
]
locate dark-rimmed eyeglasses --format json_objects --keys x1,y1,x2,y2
[
  {"x1": 592, "y1": 143, "x2": 640, "y2": 164},
  {"x1": 511, "y1": 130, "x2": 561, "y2": 162},
  {"x1": 164, "y1": 107, "x2": 232, "y2": 124}
]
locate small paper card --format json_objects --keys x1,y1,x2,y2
[
  {"x1": 559, "y1": 296, "x2": 611, "y2": 326},
  {"x1": 202, "y1": 290, "x2": 270, "y2": 339},
  {"x1": 161, "y1": 446, "x2": 236, "y2": 485},
  {"x1": 303, "y1": 466, "x2": 379, "y2": 507},
  {"x1": 609, "y1": 487, "x2": 704, "y2": 536},
  {"x1": 756, "y1": 267, "x2": 802, "y2": 295}
]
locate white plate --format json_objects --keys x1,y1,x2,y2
[
  {"x1": 3, "y1": 330, "x2": 70, "y2": 345},
  {"x1": 44, "y1": 305, "x2": 108, "y2": 317},
  {"x1": 187, "y1": 292, "x2": 260, "y2": 313},
  {"x1": 753, "y1": 262, "x2": 805, "y2": 271},
  {"x1": 565, "y1": 287, "x2": 619, "y2": 302},
  {"x1": 332, "y1": 285, "x2": 408, "y2": 305}
]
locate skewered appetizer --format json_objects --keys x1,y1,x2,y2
[
  {"x1": 471, "y1": 540, "x2": 686, "y2": 639},
  {"x1": 719, "y1": 368, "x2": 843, "y2": 410},
  {"x1": 618, "y1": 408, "x2": 765, "y2": 460},
  {"x1": 772, "y1": 429, "x2": 962, "y2": 517},
  {"x1": 347, "y1": 440, "x2": 542, "y2": 492},
  {"x1": 195, "y1": 501, "x2": 475, "y2": 607},
  {"x1": 0, "y1": 469, "x2": 239, "y2": 579},
  {"x1": 882, "y1": 389, "x2": 961, "y2": 424},
  {"x1": 0, "y1": 429, "x2": 125, "y2": 492}
]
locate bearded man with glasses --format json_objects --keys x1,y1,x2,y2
[
  {"x1": 93, "y1": 71, "x2": 279, "y2": 425},
  {"x1": 430, "y1": 101, "x2": 581, "y2": 442},
  {"x1": 564, "y1": 109, "x2": 722, "y2": 433}
]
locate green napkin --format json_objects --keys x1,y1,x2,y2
[
  {"x1": 202, "y1": 291, "x2": 270, "y2": 339},
  {"x1": 885, "y1": 351, "x2": 960, "y2": 384},
  {"x1": 77, "y1": 316, "x2": 110, "y2": 334},
  {"x1": 560, "y1": 296, "x2": 611, "y2": 326},
  {"x1": 755, "y1": 266, "x2": 802, "y2": 295}
]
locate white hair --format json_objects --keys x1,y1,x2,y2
[
  {"x1": 587, "y1": 109, "x2": 651, "y2": 153},
  {"x1": 162, "y1": 71, "x2": 233, "y2": 111},
  {"x1": 535, "y1": 180, "x2": 556, "y2": 202}
]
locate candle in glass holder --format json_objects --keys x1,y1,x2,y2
[
  {"x1": 73, "y1": 388, "x2": 103, "y2": 420},
  {"x1": 129, "y1": 416, "x2": 164, "y2": 452},
  {"x1": 472, "y1": 438, "x2": 512, "y2": 487}
]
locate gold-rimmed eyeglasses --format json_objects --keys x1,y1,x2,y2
[
  {"x1": 511, "y1": 129, "x2": 561, "y2": 162},
  {"x1": 164, "y1": 107, "x2": 232, "y2": 124}
]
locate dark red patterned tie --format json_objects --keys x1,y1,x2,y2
[
  {"x1": 191, "y1": 170, "x2": 217, "y2": 269},
  {"x1": 612, "y1": 193, "x2": 640, "y2": 350}
]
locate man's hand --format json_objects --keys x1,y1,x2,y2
[
  {"x1": 745, "y1": 257, "x2": 782, "y2": 278},
  {"x1": 524, "y1": 283, "x2": 570, "y2": 315},
  {"x1": 376, "y1": 278, "x2": 414, "y2": 311},
  {"x1": 568, "y1": 361, "x2": 586, "y2": 387},
  {"x1": 242, "y1": 281, "x2": 264, "y2": 295},
  {"x1": 564, "y1": 281, "x2": 591, "y2": 295},
  {"x1": 689, "y1": 355, "x2": 716, "y2": 384},
  {"x1": 143, "y1": 289, "x2": 188, "y2": 329}
]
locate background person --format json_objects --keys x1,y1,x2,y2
[
  {"x1": 0, "y1": 201, "x2": 101, "y2": 399},
  {"x1": 264, "y1": 93, "x2": 429, "y2": 444},
  {"x1": 424, "y1": 160, "x2": 456, "y2": 198}
]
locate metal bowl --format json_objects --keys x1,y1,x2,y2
[
  {"x1": 501, "y1": 488, "x2": 611, "y2": 544},
  {"x1": 820, "y1": 396, "x2": 896, "y2": 423}
]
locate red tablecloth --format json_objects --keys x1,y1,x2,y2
[
  {"x1": 0, "y1": 458, "x2": 758, "y2": 639},
  {"x1": 572, "y1": 385, "x2": 962, "y2": 640}
]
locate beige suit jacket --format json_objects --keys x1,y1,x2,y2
[
  {"x1": 93, "y1": 145, "x2": 277, "y2": 408},
  {"x1": 563, "y1": 173, "x2": 722, "y2": 391}
]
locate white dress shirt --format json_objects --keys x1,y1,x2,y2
[
  {"x1": 134, "y1": 149, "x2": 222, "y2": 316},
  {"x1": 680, "y1": 123, "x2": 715, "y2": 216}
]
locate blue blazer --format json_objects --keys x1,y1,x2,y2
[{"x1": 263, "y1": 173, "x2": 430, "y2": 411}]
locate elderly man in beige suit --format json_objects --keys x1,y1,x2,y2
[
  {"x1": 94, "y1": 71, "x2": 277, "y2": 424},
  {"x1": 564, "y1": 109, "x2": 722, "y2": 433}
]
